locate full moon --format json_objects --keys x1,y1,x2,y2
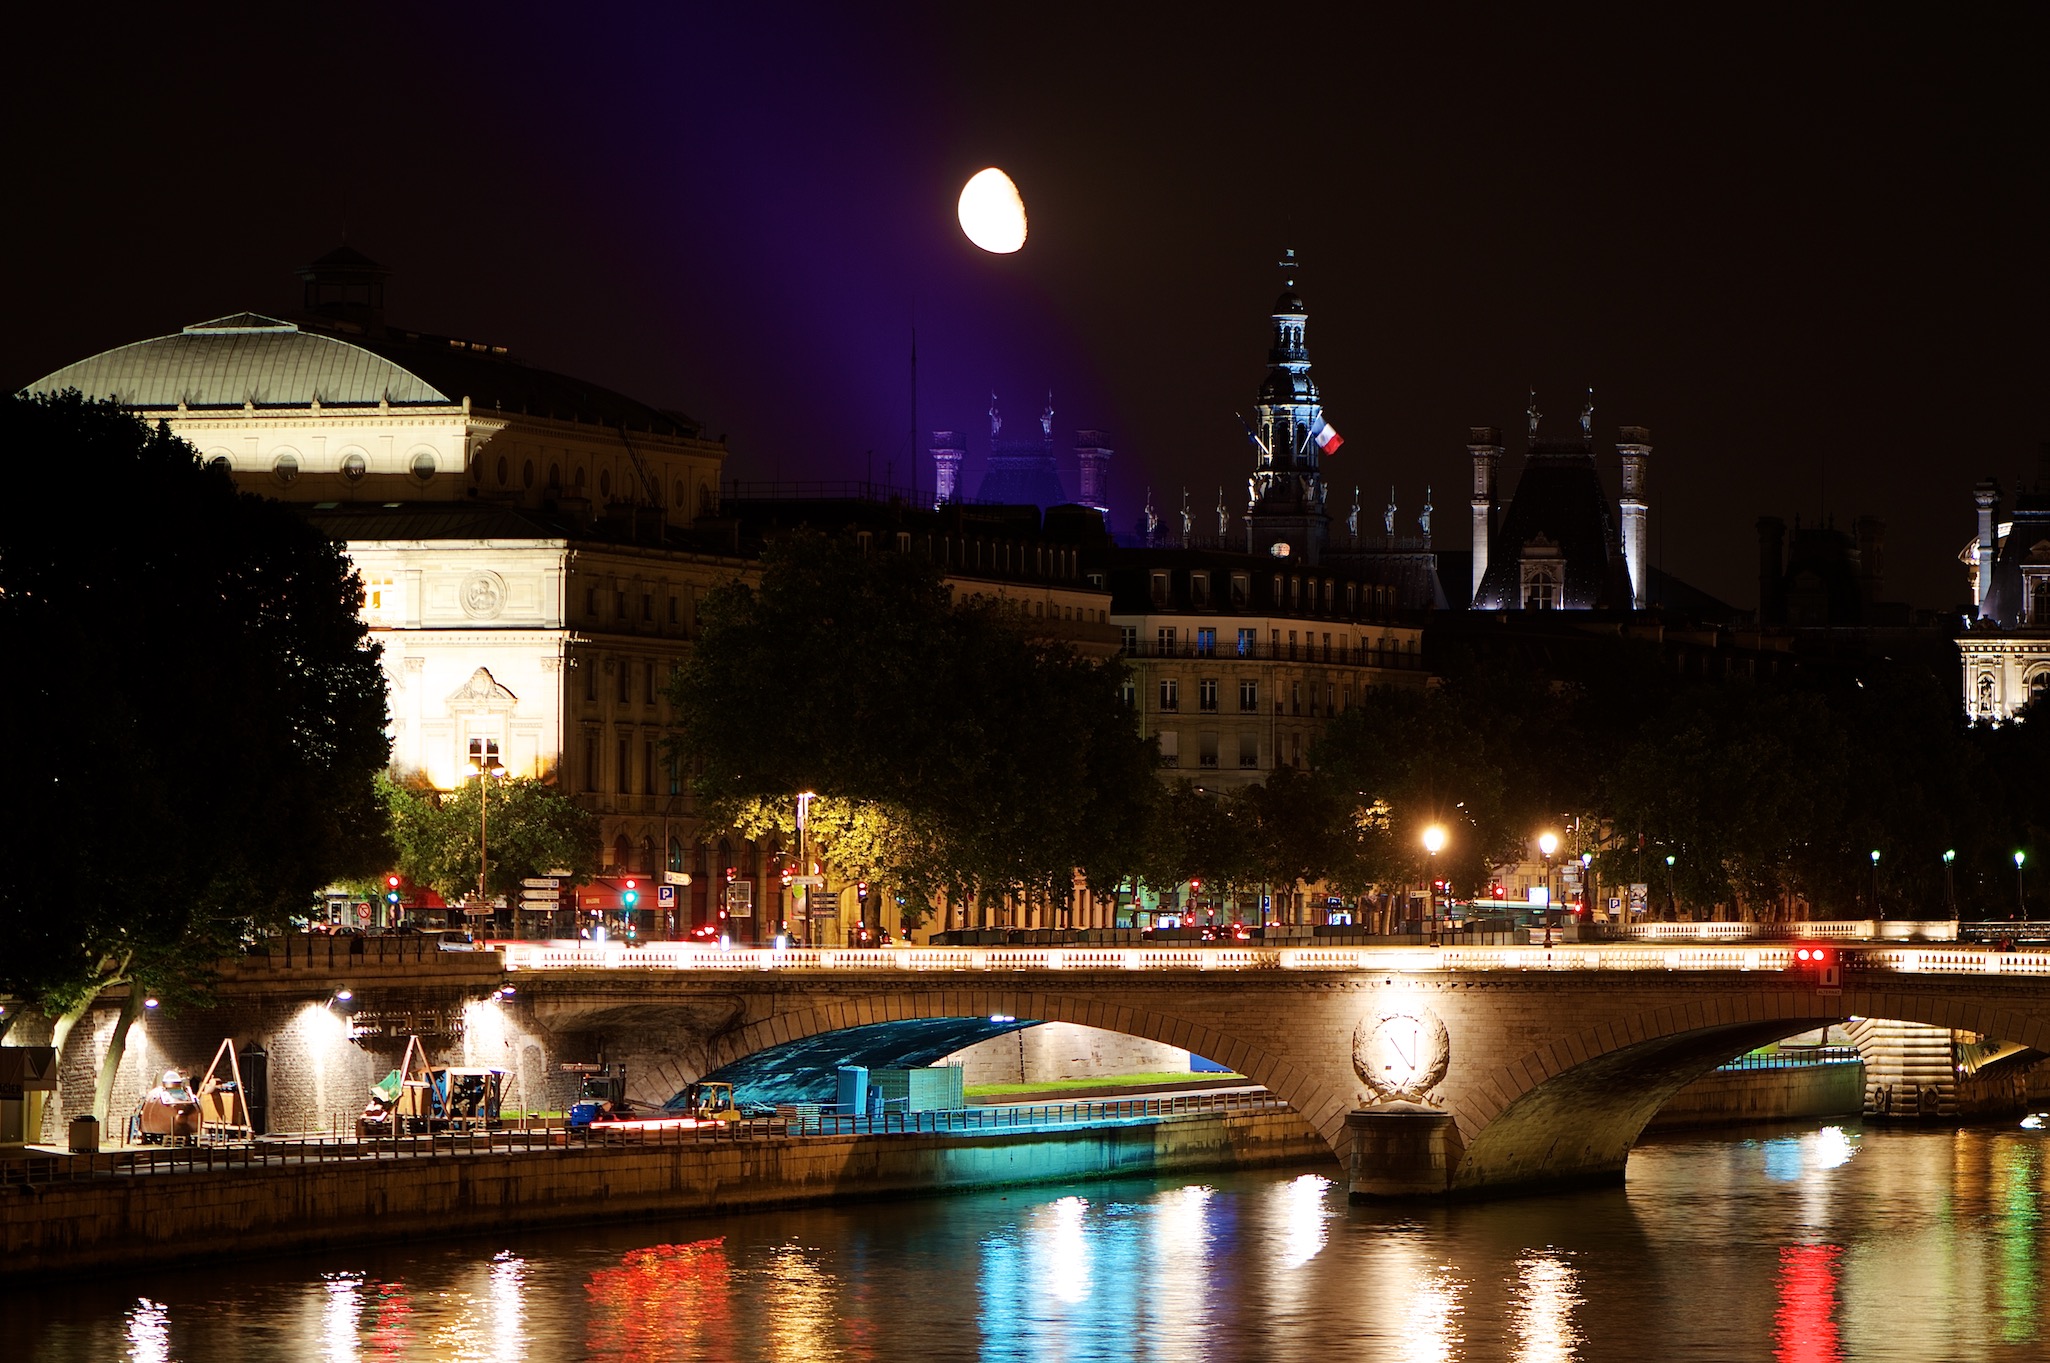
[{"x1": 957, "y1": 167, "x2": 1027, "y2": 254}]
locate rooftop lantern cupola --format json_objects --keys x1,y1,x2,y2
[
  {"x1": 1244, "y1": 248, "x2": 1340, "y2": 564},
  {"x1": 296, "y1": 245, "x2": 391, "y2": 333}
]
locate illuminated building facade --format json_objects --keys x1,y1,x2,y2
[
  {"x1": 26, "y1": 249, "x2": 738, "y2": 901},
  {"x1": 1962, "y1": 471, "x2": 2050, "y2": 721}
]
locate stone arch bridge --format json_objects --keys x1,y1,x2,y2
[{"x1": 494, "y1": 942, "x2": 2050, "y2": 1198}]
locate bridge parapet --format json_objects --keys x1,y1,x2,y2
[{"x1": 497, "y1": 942, "x2": 2050, "y2": 979}]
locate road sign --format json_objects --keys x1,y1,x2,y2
[
  {"x1": 1608, "y1": 897, "x2": 1622, "y2": 912},
  {"x1": 790, "y1": 875, "x2": 826, "y2": 889},
  {"x1": 656, "y1": 884, "x2": 678, "y2": 908},
  {"x1": 522, "y1": 877, "x2": 559, "y2": 889},
  {"x1": 521, "y1": 889, "x2": 561, "y2": 904},
  {"x1": 664, "y1": 871, "x2": 691, "y2": 886},
  {"x1": 356, "y1": 903, "x2": 372, "y2": 922}
]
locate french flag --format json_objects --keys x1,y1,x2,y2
[{"x1": 1311, "y1": 415, "x2": 1343, "y2": 455}]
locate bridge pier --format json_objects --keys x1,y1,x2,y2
[{"x1": 1345, "y1": 1106, "x2": 1464, "y2": 1199}]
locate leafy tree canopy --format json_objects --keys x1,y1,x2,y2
[
  {"x1": 668, "y1": 532, "x2": 1157, "y2": 918},
  {"x1": 0, "y1": 392, "x2": 391, "y2": 1019},
  {"x1": 382, "y1": 772, "x2": 602, "y2": 904}
]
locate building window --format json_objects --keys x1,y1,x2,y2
[
  {"x1": 523, "y1": 458, "x2": 535, "y2": 488},
  {"x1": 644, "y1": 740, "x2": 657, "y2": 794},
  {"x1": 1199, "y1": 679, "x2": 1218, "y2": 712},
  {"x1": 2031, "y1": 576, "x2": 2050, "y2": 625},
  {"x1": 669, "y1": 838, "x2": 685, "y2": 874},
  {"x1": 1238, "y1": 734, "x2": 1259, "y2": 768},
  {"x1": 1157, "y1": 730, "x2": 1179, "y2": 767},
  {"x1": 1151, "y1": 573, "x2": 1169, "y2": 604},
  {"x1": 1287, "y1": 630, "x2": 1298, "y2": 660},
  {"x1": 1524, "y1": 570, "x2": 1557, "y2": 611},
  {"x1": 2032, "y1": 673, "x2": 2050, "y2": 708},
  {"x1": 1326, "y1": 682, "x2": 1336, "y2": 713},
  {"x1": 1199, "y1": 731, "x2": 1219, "y2": 768},
  {"x1": 1291, "y1": 681, "x2": 1301, "y2": 716},
  {"x1": 669, "y1": 596, "x2": 680, "y2": 625},
  {"x1": 1158, "y1": 626, "x2": 1177, "y2": 655},
  {"x1": 1322, "y1": 632, "x2": 1332, "y2": 661},
  {"x1": 341, "y1": 452, "x2": 367, "y2": 482},
  {"x1": 1239, "y1": 679, "x2": 1258, "y2": 712},
  {"x1": 1119, "y1": 680, "x2": 1136, "y2": 709},
  {"x1": 272, "y1": 453, "x2": 299, "y2": 485},
  {"x1": 1119, "y1": 626, "x2": 1138, "y2": 655},
  {"x1": 583, "y1": 731, "x2": 600, "y2": 790},
  {"x1": 617, "y1": 663, "x2": 631, "y2": 704},
  {"x1": 585, "y1": 586, "x2": 598, "y2": 618},
  {"x1": 644, "y1": 662, "x2": 657, "y2": 705},
  {"x1": 600, "y1": 470, "x2": 613, "y2": 498},
  {"x1": 1196, "y1": 627, "x2": 1216, "y2": 657},
  {"x1": 1231, "y1": 574, "x2": 1249, "y2": 607},
  {"x1": 1191, "y1": 573, "x2": 1209, "y2": 606},
  {"x1": 1237, "y1": 628, "x2": 1255, "y2": 658},
  {"x1": 642, "y1": 592, "x2": 654, "y2": 621},
  {"x1": 409, "y1": 451, "x2": 436, "y2": 482},
  {"x1": 583, "y1": 658, "x2": 597, "y2": 702},
  {"x1": 668, "y1": 753, "x2": 683, "y2": 797},
  {"x1": 617, "y1": 737, "x2": 631, "y2": 794},
  {"x1": 614, "y1": 589, "x2": 627, "y2": 620},
  {"x1": 1159, "y1": 678, "x2": 1179, "y2": 711}
]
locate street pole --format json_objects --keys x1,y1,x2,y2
[
  {"x1": 1943, "y1": 850, "x2": 1957, "y2": 919},
  {"x1": 2018, "y1": 852, "x2": 2029, "y2": 922},
  {"x1": 1870, "y1": 850, "x2": 1882, "y2": 921}
]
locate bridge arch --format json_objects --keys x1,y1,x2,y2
[
  {"x1": 693, "y1": 987, "x2": 1349, "y2": 1134},
  {"x1": 1455, "y1": 984, "x2": 2050, "y2": 1193}
]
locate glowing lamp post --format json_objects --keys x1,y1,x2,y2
[
  {"x1": 1943, "y1": 850, "x2": 1957, "y2": 919},
  {"x1": 1537, "y1": 833, "x2": 1559, "y2": 946},
  {"x1": 2018, "y1": 852, "x2": 2029, "y2": 921},
  {"x1": 1422, "y1": 824, "x2": 1447, "y2": 943},
  {"x1": 1870, "y1": 849, "x2": 1882, "y2": 920},
  {"x1": 1664, "y1": 854, "x2": 1677, "y2": 922},
  {"x1": 469, "y1": 742, "x2": 506, "y2": 926}
]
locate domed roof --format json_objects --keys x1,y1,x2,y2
[
  {"x1": 24, "y1": 315, "x2": 450, "y2": 409},
  {"x1": 1272, "y1": 290, "x2": 1306, "y2": 316}
]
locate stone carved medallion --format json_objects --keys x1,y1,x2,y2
[
  {"x1": 1353, "y1": 1008, "x2": 1451, "y2": 1104},
  {"x1": 460, "y1": 571, "x2": 507, "y2": 620}
]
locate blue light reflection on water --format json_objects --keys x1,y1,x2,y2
[{"x1": 7, "y1": 1122, "x2": 2047, "y2": 1363}]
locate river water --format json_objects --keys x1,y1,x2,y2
[{"x1": 10, "y1": 1120, "x2": 2046, "y2": 1362}]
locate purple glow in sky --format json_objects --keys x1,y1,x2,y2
[{"x1": 6, "y1": 4, "x2": 2046, "y2": 610}]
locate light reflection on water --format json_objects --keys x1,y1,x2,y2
[{"x1": 9, "y1": 1122, "x2": 2046, "y2": 1362}]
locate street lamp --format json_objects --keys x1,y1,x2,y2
[
  {"x1": 1942, "y1": 849, "x2": 1957, "y2": 919},
  {"x1": 1537, "y1": 832, "x2": 1559, "y2": 946},
  {"x1": 1580, "y1": 852, "x2": 1593, "y2": 919},
  {"x1": 468, "y1": 741, "x2": 506, "y2": 926},
  {"x1": 1870, "y1": 849, "x2": 1882, "y2": 920},
  {"x1": 1664, "y1": 854, "x2": 1677, "y2": 922},
  {"x1": 1422, "y1": 824, "x2": 1447, "y2": 943},
  {"x1": 2018, "y1": 851, "x2": 2029, "y2": 921}
]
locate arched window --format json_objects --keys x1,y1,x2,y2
[
  {"x1": 2030, "y1": 672, "x2": 2050, "y2": 708},
  {"x1": 639, "y1": 836, "x2": 655, "y2": 875},
  {"x1": 668, "y1": 839, "x2": 684, "y2": 873},
  {"x1": 612, "y1": 834, "x2": 630, "y2": 870},
  {"x1": 2031, "y1": 577, "x2": 2050, "y2": 625}
]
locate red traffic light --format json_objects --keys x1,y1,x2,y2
[
  {"x1": 1794, "y1": 946, "x2": 1834, "y2": 967},
  {"x1": 624, "y1": 879, "x2": 636, "y2": 889},
  {"x1": 387, "y1": 875, "x2": 401, "y2": 889}
]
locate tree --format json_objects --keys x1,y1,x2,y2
[
  {"x1": 382, "y1": 772, "x2": 602, "y2": 905},
  {"x1": 668, "y1": 531, "x2": 1156, "y2": 925},
  {"x1": 0, "y1": 392, "x2": 391, "y2": 1115}
]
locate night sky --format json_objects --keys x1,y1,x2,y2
[{"x1": 9, "y1": 5, "x2": 2045, "y2": 612}]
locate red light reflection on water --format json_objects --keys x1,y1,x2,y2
[
  {"x1": 1773, "y1": 1243, "x2": 1843, "y2": 1363},
  {"x1": 585, "y1": 1238, "x2": 732, "y2": 1362},
  {"x1": 367, "y1": 1280, "x2": 412, "y2": 1360}
]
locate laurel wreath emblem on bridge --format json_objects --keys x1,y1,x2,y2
[{"x1": 1353, "y1": 1008, "x2": 1452, "y2": 1104}]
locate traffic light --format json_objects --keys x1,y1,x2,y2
[
  {"x1": 1792, "y1": 945, "x2": 1841, "y2": 987},
  {"x1": 621, "y1": 879, "x2": 640, "y2": 910},
  {"x1": 385, "y1": 875, "x2": 402, "y2": 907}
]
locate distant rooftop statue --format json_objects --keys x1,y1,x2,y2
[
  {"x1": 1581, "y1": 387, "x2": 1594, "y2": 439},
  {"x1": 1528, "y1": 389, "x2": 1541, "y2": 440},
  {"x1": 1419, "y1": 487, "x2": 1433, "y2": 543},
  {"x1": 1385, "y1": 487, "x2": 1396, "y2": 539},
  {"x1": 988, "y1": 392, "x2": 1001, "y2": 440},
  {"x1": 1217, "y1": 487, "x2": 1230, "y2": 536},
  {"x1": 1347, "y1": 486, "x2": 1360, "y2": 539},
  {"x1": 1040, "y1": 390, "x2": 1053, "y2": 439},
  {"x1": 1180, "y1": 488, "x2": 1192, "y2": 539}
]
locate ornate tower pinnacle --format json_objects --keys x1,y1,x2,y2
[
  {"x1": 1618, "y1": 425, "x2": 1652, "y2": 609},
  {"x1": 1243, "y1": 248, "x2": 1335, "y2": 564}
]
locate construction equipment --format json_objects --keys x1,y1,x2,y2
[{"x1": 664, "y1": 1081, "x2": 746, "y2": 1123}]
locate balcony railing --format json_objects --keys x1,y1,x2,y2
[{"x1": 1120, "y1": 639, "x2": 1424, "y2": 668}]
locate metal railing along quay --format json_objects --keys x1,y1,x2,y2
[
  {"x1": 0, "y1": 1091, "x2": 1282, "y2": 1190},
  {"x1": 497, "y1": 941, "x2": 2050, "y2": 979}
]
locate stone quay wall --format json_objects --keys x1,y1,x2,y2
[
  {"x1": 1645, "y1": 1062, "x2": 1865, "y2": 1131},
  {"x1": 1, "y1": 1109, "x2": 1330, "y2": 1280}
]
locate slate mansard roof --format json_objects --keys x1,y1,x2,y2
[{"x1": 26, "y1": 314, "x2": 702, "y2": 440}]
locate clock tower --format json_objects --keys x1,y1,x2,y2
[{"x1": 1244, "y1": 250, "x2": 1338, "y2": 565}]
